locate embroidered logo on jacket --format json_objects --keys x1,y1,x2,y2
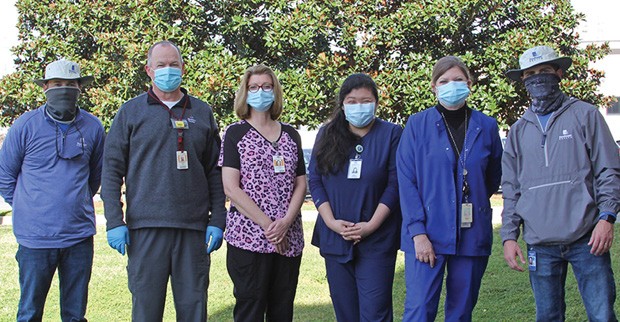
[
  {"x1": 559, "y1": 130, "x2": 573, "y2": 140},
  {"x1": 77, "y1": 138, "x2": 88, "y2": 147}
]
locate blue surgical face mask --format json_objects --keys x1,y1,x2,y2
[
  {"x1": 344, "y1": 102, "x2": 375, "y2": 128},
  {"x1": 247, "y1": 89, "x2": 275, "y2": 112},
  {"x1": 154, "y1": 67, "x2": 182, "y2": 92},
  {"x1": 436, "y1": 81, "x2": 470, "y2": 109}
]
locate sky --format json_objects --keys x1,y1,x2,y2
[{"x1": 0, "y1": 0, "x2": 18, "y2": 77}]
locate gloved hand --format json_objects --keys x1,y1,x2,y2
[
  {"x1": 205, "y1": 226, "x2": 223, "y2": 254},
  {"x1": 107, "y1": 225, "x2": 130, "y2": 255}
]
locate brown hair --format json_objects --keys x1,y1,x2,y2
[
  {"x1": 234, "y1": 64, "x2": 283, "y2": 120},
  {"x1": 431, "y1": 56, "x2": 472, "y2": 85}
]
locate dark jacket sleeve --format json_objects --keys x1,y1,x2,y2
[
  {"x1": 485, "y1": 119, "x2": 503, "y2": 197},
  {"x1": 0, "y1": 118, "x2": 26, "y2": 205},
  {"x1": 500, "y1": 128, "x2": 522, "y2": 243},
  {"x1": 396, "y1": 116, "x2": 428, "y2": 238},
  {"x1": 585, "y1": 108, "x2": 620, "y2": 215},
  {"x1": 101, "y1": 106, "x2": 129, "y2": 230},
  {"x1": 204, "y1": 110, "x2": 227, "y2": 230}
]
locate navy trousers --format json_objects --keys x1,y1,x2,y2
[{"x1": 325, "y1": 253, "x2": 397, "y2": 322}]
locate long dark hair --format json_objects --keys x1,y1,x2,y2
[{"x1": 314, "y1": 73, "x2": 378, "y2": 175}]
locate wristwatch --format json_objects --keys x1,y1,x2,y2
[{"x1": 600, "y1": 214, "x2": 617, "y2": 224}]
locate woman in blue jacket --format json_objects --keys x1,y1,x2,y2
[
  {"x1": 397, "y1": 56, "x2": 502, "y2": 321},
  {"x1": 309, "y1": 73, "x2": 402, "y2": 322}
]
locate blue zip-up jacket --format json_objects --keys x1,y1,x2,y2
[
  {"x1": 0, "y1": 106, "x2": 105, "y2": 248},
  {"x1": 397, "y1": 107, "x2": 502, "y2": 256}
]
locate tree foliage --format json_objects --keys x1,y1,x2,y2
[{"x1": 0, "y1": 0, "x2": 611, "y2": 129}]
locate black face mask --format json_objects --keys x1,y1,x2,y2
[
  {"x1": 45, "y1": 86, "x2": 81, "y2": 121},
  {"x1": 524, "y1": 73, "x2": 565, "y2": 115}
]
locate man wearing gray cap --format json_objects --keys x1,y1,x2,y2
[
  {"x1": 0, "y1": 59, "x2": 105, "y2": 321},
  {"x1": 501, "y1": 45, "x2": 619, "y2": 321}
]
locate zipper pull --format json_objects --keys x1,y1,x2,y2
[{"x1": 541, "y1": 133, "x2": 546, "y2": 148}]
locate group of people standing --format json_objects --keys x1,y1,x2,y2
[{"x1": 0, "y1": 39, "x2": 617, "y2": 322}]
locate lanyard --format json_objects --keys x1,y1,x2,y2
[
  {"x1": 441, "y1": 109, "x2": 470, "y2": 199},
  {"x1": 148, "y1": 91, "x2": 188, "y2": 151}
]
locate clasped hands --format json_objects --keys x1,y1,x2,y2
[
  {"x1": 264, "y1": 217, "x2": 293, "y2": 255},
  {"x1": 327, "y1": 219, "x2": 374, "y2": 245}
]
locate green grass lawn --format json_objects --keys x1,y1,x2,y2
[{"x1": 0, "y1": 223, "x2": 618, "y2": 321}]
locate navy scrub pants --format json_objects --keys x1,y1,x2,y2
[
  {"x1": 403, "y1": 253, "x2": 489, "y2": 322},
  {"x1": 324, "y1": 253, "x2": 397, "y2": 322},
  {"x1": 127, "y1": 228, "x2": 211, "y2": 322}
]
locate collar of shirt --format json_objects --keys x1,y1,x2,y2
[{"x1": 147, "y1": 87, "x2": 192, "y2": 109}]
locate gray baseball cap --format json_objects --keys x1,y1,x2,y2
[
  {"x1": 34, "y1": 59, "x2": 94, "y2": 87},
  {"x1": 505, "y1": 45, "x2": 572, "y2": 81}
]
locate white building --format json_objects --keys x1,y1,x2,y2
[{"x1": 573, "y1": 0, "x2": 620, "y2": 141}]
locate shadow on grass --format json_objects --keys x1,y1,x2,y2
[{"x1": 0, "y1": 210, "x2": 10, "y2": 216}]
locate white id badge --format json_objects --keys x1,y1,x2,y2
[
  {"x1": 273, "y1": 155, "x2": 285, "y2": 173},
  {"x1": 461, "y1": 203, "x2": 473, "y2": 228},
  {"x1": 176, "y1": 151, "x2": 189, "y2": 170},
  {"x1": 347, "y1": 159, "x2": 362, "y2": 179}
]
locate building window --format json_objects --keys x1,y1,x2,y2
[{"x1": 608, "y1": 97, "x2": 620, "y2": 114}]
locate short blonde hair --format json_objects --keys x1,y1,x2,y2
[{"x1": 234, "y1": 64, "x2": 283, "y2": 120}]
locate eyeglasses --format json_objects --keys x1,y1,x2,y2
[
  {"x1": 248, "y1": 84, "x2": 274, "y2": 93},
  {"x1": 55, "y1": 124, "x2": 84, "y2": 160}
]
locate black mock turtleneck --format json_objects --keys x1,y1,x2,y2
[{"x1": 436, "y1": 104, "x2": 472, "y2": 155}]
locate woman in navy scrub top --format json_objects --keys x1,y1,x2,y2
[
  {"x1": 309, "y1": 73, "x2": 402, "y2": 322},
  {"x1": 397, "y1": 56, "x2": 503, "y2": 321}
]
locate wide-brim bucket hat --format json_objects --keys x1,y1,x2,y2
[
  {"x1": 505, "y1": 45, "x2": 572, "y2": 81},
  {"x1": 34, "y1": 59, "x2": 94, "y2": 87}
]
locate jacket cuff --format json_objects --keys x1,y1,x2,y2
[{"x1": 409, "y1": 222, "x2": 426, "y2": 238}]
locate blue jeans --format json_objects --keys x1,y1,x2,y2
[
  {"x1": 528, "y1": 235, "x2": 617, "y2": 322},
  {"x1": 15, "y1": 237, "x2": 93, "y2": 322}
]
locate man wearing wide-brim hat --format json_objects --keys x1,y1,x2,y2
[
  {"x1": 500, "y1": 45, "x2": 620, "y2": 321},
  {"x1": 0, "y1": 59, "x2": 105, "y2": 321}
]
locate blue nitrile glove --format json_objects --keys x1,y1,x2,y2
[
  {"x1": 206, "y1": 226, "x2": 223, "y2": 254},
  {"x1": 107, "y1": 225, "x2": 130, "y2": 256}
]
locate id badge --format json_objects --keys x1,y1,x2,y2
[
  {"x1": 528, "y1": 250, "x2": 537, "y2": 271},
  {"x1": 347, "y1": 159, "x2": 362, "y2": 179},
  {"x1": 171, "y1": 119, "x2": 189, "y2": 129},
  {"x1": 176, "y1": 151, "x2": 189, "y2": 170},
  {"x1": 273, "y1": 155, "x2": 285, "y2": 173},
  {"x1": 461, "y1": 203, "x2": 473, "y2": 228}
]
